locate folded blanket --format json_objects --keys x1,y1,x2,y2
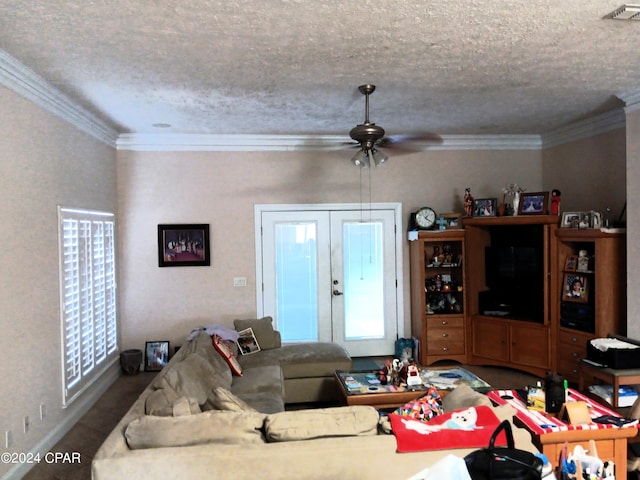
[{"x1": 389, "y1": 405, "x2": 507, "y2": 453}]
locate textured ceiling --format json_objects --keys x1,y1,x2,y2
[{"x1": 1, "y1": 0, "x2": 639, "y2": 139}]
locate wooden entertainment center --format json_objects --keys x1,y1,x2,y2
[{"x1": 410, "y1": 215, "x2": 627, "y2": 379}]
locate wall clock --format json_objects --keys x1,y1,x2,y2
[{"x1": 413, "y1": 207, "x2": 437, "y2": 230}]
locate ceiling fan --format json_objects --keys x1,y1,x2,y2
[
  {"x1": 349, "y1": 84, "x2": 388, "y2": 168},
  {"x1": 349, "y1": 84, "x2": 441, "y2": 167}
]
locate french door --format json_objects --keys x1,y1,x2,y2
[{"x1": 257, "y1": 204, "x2": 402, "y2": 356}]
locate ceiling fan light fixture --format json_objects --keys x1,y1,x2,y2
[
  {"x1": 351, "y1": 149, "x2": 370, "y2": 168},
  {"x1": 371, "y1": 148, "x2": 388, "y2": 166}
]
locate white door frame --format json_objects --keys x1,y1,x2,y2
[{"x1": 254, "y1": 202, "x2": 405, "y2": 341}]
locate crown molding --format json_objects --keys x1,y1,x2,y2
[
  {"x1": 116, "y1": 133, "x2": 542, "y2": 152},
  {"x1": 0, "y1": 49, "x2": 118, "y2": 147},
  {"x1": 619, "y1": 87, "x2": 640, "y2": 114},
  {"x1": 0, "y1": 47, "x2": 628, "y2": 152},
  {"x1": 540, "y1": 108, "x2": 627, "y2": 149}
]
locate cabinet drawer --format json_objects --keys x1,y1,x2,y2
[
  {"x1": 426, "y1": 316, "x2": 464, "y2": 329},
  {"x1": 558, "y1": 330, "x2": 592, "y2": 349},
  {"x1": 557, "y1": 356, "x2": 582, "y2": 382},
  {"x1": 426, "y1": 328, "x2": 465, "y2": 355}
]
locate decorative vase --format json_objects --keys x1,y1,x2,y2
[{"x1": 512, "y1": 192, "x2": 521, "y2": 216}]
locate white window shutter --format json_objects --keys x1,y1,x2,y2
[{"x1": 59, "y1": 208, "x2": 118, "y2": 405}]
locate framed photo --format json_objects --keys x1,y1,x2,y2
[
  {"x1": 236, "y1": 328, "x2": 261, "y2": 355},
  {"x1": 563, "y1": 274, "x2": 589, "y2": 303},
  {"x1": 437, "y1": 213, "x2": 463, "y2": 230},
  {"x1": 158, "y1": 224, "x2": 210, "y2": 267},
  {"x1": 518, "y1": 191, "x2": 549, "y2": 215},
  {"x1": 564, "y1": 255, "x2": 577, "y2": 272},
  {"x1": 145, "y1": 341, "x2": 170, "y2": 371},
  {"x1": 561, "y1": 211, "x2": 582, "y2": 228},
  {"x1": 473, "y1": 198, "x2": 497, "y2": 217}
]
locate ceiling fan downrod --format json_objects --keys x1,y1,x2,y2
[{"x1": 349, "y1": 84, "x2": 385, "y2": 150}]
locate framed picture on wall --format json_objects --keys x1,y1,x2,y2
[{"x1": 158, "y1": 224, "x2": 210, "y2": 267}]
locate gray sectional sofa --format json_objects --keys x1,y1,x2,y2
[{"x1": 92, "y1": 320, "x2": 537, "y2": 480}]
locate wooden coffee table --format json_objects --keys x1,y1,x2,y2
[
  {"x1": 334, "y1": 367, "x2": 491, "y2": 409},
  {"x1": 488, "y1": 388, "x2": 638, "y2": 478}
]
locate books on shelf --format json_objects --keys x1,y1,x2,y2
[{"x1": 588, "y1": 384, "x2": 638, "y2": 407}]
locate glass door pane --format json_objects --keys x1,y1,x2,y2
[
  {"x1": 343, "y1": 221, "x2": 385, "y2": 339},
  {"x1": 275, "y1": 222, "x2": 318, "y2": 342}
]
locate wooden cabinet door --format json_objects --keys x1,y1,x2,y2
[
  {"x1": 510, "y1": 323, "x2": 550, "y2": 370},
  {"x1": 472, "y1": 317, "x2": 508, "y2": 362}
]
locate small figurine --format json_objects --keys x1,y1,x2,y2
[
  {"x1": 463, "y1": 188, "x2": 474, "y2": 217},
  {"x1": 551, "y1": 189, "x2": 561, "y2": 216},
  {"x1": 406, "y1": 363, "x2": 422, "y2": 387}
]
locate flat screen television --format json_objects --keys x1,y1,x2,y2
[{"x1": 482, "y1": 225, "x2": 544, "y2": 323}]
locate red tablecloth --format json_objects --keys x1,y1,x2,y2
[{"x1": 487, "y1": 388, "x2": 637, "y2": 435}]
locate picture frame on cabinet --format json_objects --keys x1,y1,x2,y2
[
  {"x1": 563, "y1": 274, "x2": 589, "y2": 303},
  {"x1": 561, "y1": 211, "x2": 582, "y2": 228},
  {"x1": 564, "y1": 255, "x2": 577, "y2": 272},
  {"x1": 473, "y1": 198, "x2": 497, "y2": 217},
  {"x1": 518, "y1": 191, "x2": 549, "y2": 215},
  {"x1": 437, "y1": 213, "x2": 463, "y2": 230},
  {"x1": 158, "y1": 223, "x2": 210, "y2": 267}
]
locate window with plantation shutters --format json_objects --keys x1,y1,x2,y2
[{"x1": 58, "y1": 207, "x2": 118, "y2": 406}]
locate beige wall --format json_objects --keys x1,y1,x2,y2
[
  {"x1": 542, "y1": 128, "x2": 627, "y2": 216},
  {"x1": 627, "y1": 111, "x2": 640, "y2": 340},
  {"x1": 117, "y1": 148, "x2": 544, "y2": 350},
  {"x1": 0, "y1": 86, "x2": 117, "y2": 478},
  {"x1": 0, "y1": 73, "x2": 630, "y2": 479}
]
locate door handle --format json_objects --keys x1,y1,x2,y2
[{"x1": 333, "y1": 290, "x2": 343, "y2": 296}]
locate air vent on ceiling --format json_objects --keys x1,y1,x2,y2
[{"x1": 605, "y1": 4, "x2": 640, "y2": 20}]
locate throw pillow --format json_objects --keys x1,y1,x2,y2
[
  {"x1": 263, "y1": 406, "x2": 379, "y2": 442},
  {"x1": 205, "y1": 387, "x2": 257, "y2": 412},
  {"x1": 125, "y1": 410, "x2": 266, "y2": 449},
  {"x1": 212, "y1": 334, "x2": 243, "y2": 376},
  {"x1": 389, "y1": 405, "x2": 507, "y2": 453},
  {"x1": 234, "y1": 316, "x2": 279, "y2": 350}
]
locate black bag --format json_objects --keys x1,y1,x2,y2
[{"x1": 464, "y1": 420, "x2": 543, "y2": 480}]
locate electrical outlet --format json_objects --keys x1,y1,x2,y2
[
  {"x1": 23, "y1": 416, "x2": 29, "y2": 434},
  {"x1": 40, "y1": 404, "x2": 45, "y2": 421},
  {"x1": 5, "y1": 430, "x2": 11, "y2": 448},
  {"x1": 233, "y1": 277, "x2": 247, "y2": 287}
]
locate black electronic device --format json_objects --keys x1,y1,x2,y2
[
  {"x1": 544, "y1": 373, "x2": 565, "y2": 414},
  {"x1": 482, "y1": 225, "x2": 545, "y2": 323},
  {"x1": 560, "y1": 302, "x2": 595, "y2": 333}
]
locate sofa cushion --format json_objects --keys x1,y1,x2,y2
[
  {"x1": 124, "y1": 410, "x2": 267, "y2": 449},
  {"x1": 205, "y1": 387, "x2": 257, "y2": 412},
  {"x1": 212, "y1": 335, "x2": 243, "y2": 376},
  {"x1": 237, "y1": 342, "x2": 352, "y2": 379},
  {"x1": 235, "y1": 392, "x2": 285, "y2": 414},
  {"x1": 234, "y1": 316, "x2": 280, "y2": 350},
  {"x1": 264, "y1": 406, "x2": 379, "y2": 442},
  {"x1": 153, "y1": 352, "x2": 223, "y2": 405},
  {"x1": 231, "y1": 365, "x2": 284, "y2": 397},
  {"x1": 145, "y1": 389, "x2": 201, "y2": 416}
]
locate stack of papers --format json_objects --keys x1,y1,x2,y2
[{"x1": 588, "y1": 384, "x2": 638, "y2": 407}]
